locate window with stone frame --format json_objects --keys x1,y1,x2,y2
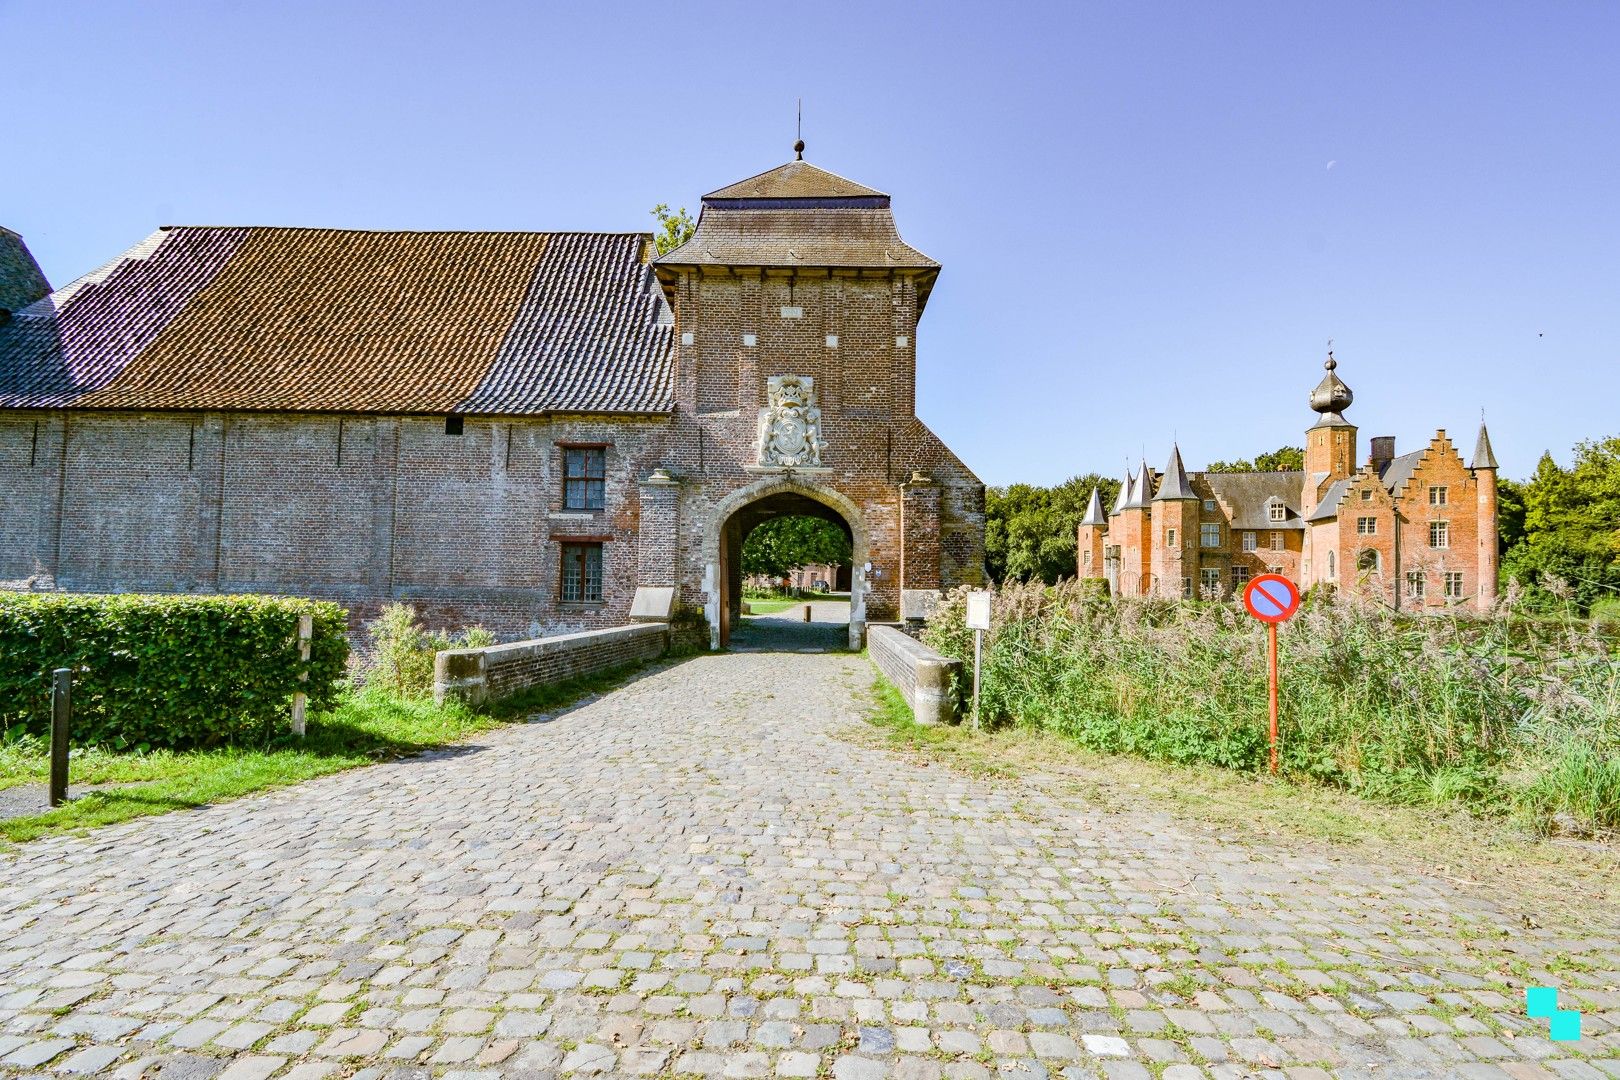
[
  {"x1": 1241, "y1": 531, "x2": 1257, "y2": 552},
  {"x1": 1360, "y1": 489, "x2": 1372, "y2": 502},
  {"x1": 1405, "y1": 571, "x2": 1425, "y2": 600},
  {"x1": 1200, "y1": 567, "x2": 1221, "y2": 596},
  {"x1": 560, "y1": 542, "x2": 604, "y2": 603},
  {"x1": 1165, "y1": 528, "x2": 1177, "y2": 548},
  {"x1": 1327, "y1": 550, "x2": 1336, "y2": 577},
  {"x1": 1429, "y1": 485, "x2": 1449, "y2": 506},
  {"x1": 1200, "y1": 523, "x2": 1221, "y2": 548},
  {"x1": 1082, "y1": 549, "x2": 1092, "y2": 567},
  {"x1": 1444, "y1": 571, "x2": 1465, "y2": 598},
  {"x1": 1203, "y1": 498, "x2": 1217, "y2": 512},
  {"x1": 562, "y1": 446, "x2": 606, "y2": 511},
  {"x1": 1357, "y1": 516, "x2": 1377, "y2": 535},
  {"x1": 1268, "y1": 499, "x2": 1286, "y2": 522},
  {"x1": 1269, "y1": 531, "x2": 1284, "y2": 550},
  {"x1": 1429, "y1": 520, "x2": 1449, "y2": 549},
  {"x1": 1230, "y1": 565, "x2": 1251, "y2": 589}
]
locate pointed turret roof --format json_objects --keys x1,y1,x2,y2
[
  {"x1": 1153, "y1": 444, "x2": 1196, "y2": 500},
  {"x1": 1080, "y1": 487, "x2": 1107, "y2": 526},
  {"x1": 1124, "y1": 460, "x2": 1154, "y2": 508},
  {"x1": 1472, "y1": 422, "x2": 1499, "y2": 470},
  {"x1": 1110, "y1": 468, "x2": 1134, "y2": 516},
  {"x1": 0, "y1": 227, "x2": 51, "y2": 314}
]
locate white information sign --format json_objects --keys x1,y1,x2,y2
[{"x1": 965, "y1": 591, "x2": 992, "y2": 631}]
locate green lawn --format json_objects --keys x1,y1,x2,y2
[{"x1": 0, "y1": 662, "x2": 653, "y2": 844}]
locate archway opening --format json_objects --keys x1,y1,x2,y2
[{"x1": 714, "y1": 486, "x2": 864, "y2": 651}]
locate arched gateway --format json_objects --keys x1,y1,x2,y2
[{"x1": 705, "y1": 477, "x2": 868, "y2": 650}]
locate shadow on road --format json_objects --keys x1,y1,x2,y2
[{"x1": 730, "y1": 601, "x2": 851, "y2": 653}]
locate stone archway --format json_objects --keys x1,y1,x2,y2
[{"x1": 703, "y1": 476, "x2": 869, "y2": 651}]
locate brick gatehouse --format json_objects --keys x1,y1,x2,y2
[{"x1": 0, "y1": 154, "x2": 985, "y2": 647}]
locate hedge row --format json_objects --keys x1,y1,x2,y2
[{"x1": 0, "y1": 593, "x2": 349, "y2": 749}]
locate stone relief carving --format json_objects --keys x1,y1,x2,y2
[{"x1": 757, "y1": 375, "x2": 827, "y2": 467}]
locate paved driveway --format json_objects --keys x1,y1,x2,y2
[{"x1": 1, "y1": 651, "x2": 1616, "y2": 1080}]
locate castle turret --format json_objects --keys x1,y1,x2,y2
[
  {"x1": 1472, "y1": 421, "x2": 1500, "y2": 610},
  {"x1": 1077, "y1": 487, "x2": 1108, "y2": 583},
  {"x1": 1117, "y1": 459, "x2": 1155, "y2": 594},
  {"x1": 1151, "y1": 444, "x2": 1199, "y2": 598}
]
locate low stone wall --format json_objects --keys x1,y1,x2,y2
[
  {"x1": 868, "y1": 624, "x2": 960, "y2": 726},
  {"x1": 434, "y1": 623, "x2": 669, "y2": 707}
]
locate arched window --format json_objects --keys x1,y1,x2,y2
[
  {"x1": 1327, "y1": 550, "x2": 1336, "y2": 578},
  {"x1": 1357, "y1": 549, "x2": 1380, "y2": 573}
]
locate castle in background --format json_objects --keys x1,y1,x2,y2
[{"x1": 1077, "y1": 356, "x2": 1500, "y2": 611}]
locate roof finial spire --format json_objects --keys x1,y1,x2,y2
[
  {"x1": 1326, "y1": 337, "x2": 1335, "y2": 370},
  {"x1": 794, "y1": 99, "x2": 805, "y2": 160}
]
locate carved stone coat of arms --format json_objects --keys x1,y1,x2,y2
[{"x1": 757, "y1": 375, "x2": 827, "y2": 468}]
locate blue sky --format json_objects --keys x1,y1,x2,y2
[{"x1": 5, "y1": 1, "x2": 1616, "y2": 486}]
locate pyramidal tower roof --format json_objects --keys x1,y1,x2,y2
[
  {"x1": 1152, "y1": 444, "x2": 1196, "y2": 500},
  {"x1": 1110, "y1": 468, "x2": 1134, "y2": 516},
  {"x1": 1080, "y1": 487, "x2": 1107, "y2": 526},
  {"x1": 1472, "y1": 421, "x2": 1499, "y2": 470},
  {"x1": 1124, "y1": 460, "x2": 1155, "y2": 508},
  {"x1": 704, "y1": 160, "x2": 887, "y2": 201}
]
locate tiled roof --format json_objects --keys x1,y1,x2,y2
[
  {"x1": 1202, "y1": 471, "x2": 1305, "y2": 529},
  {"x1": 705, "y1": 161, "x2": 885, "y2": 200},
  {"x1": 0, "y1": 228, "x2": 51, "y2": 314},
  {"x1": 0, "y1": 227, "x2": 673, "y2": 415}
]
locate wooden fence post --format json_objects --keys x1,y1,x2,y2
[{"x1": 291, "y1": 613, "x2": 312, "y2": 736}]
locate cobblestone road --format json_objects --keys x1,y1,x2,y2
[{"x1": 1, "y1": 651, "x2": 1617, "y2": 1080}]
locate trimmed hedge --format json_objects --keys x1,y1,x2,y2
[{"x1": 0, "y1": 593, "x2": 349, "y2": 749}]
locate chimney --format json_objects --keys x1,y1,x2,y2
[{"x1": 1369, "y1": 436, "x2": 1396, "y2": 471}]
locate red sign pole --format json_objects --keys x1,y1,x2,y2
[{"x1": 1267, "y1": 621, "x2": 1279, "y2": 775}]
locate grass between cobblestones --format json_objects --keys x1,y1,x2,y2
[
  {"x1": 862, "y1": 674, "x2": 1620, "y2": 923},
  {"x1": 0, "y1": 659, "x2": 660, "y2": 845}
]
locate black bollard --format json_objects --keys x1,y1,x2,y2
[{"x1": 49, "y1": 668, "x2": 70, "y2": 807}]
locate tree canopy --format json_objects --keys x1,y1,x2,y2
[
  {"x1": 1205, "y1": 446, "x2": 1305, "y2": 473},
  {"x1": 650, "y1": 204, "x2": 696, "y2": 255},
  {"x1": 986, "y1": 474, "x2": 1120, "y2": 584},
  {"x1": 740, "y1": 516, "x2": 852, "y2": 579},
  {"x1": 1502, "y1": 436, "x2": 1620, "y2": 611}
]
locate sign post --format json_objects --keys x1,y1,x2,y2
[
  {"x1": 1241, "y1": 574, "x2": 1301, "y2": 775},
  {"x1": 965, "y1": 591, "x2": 991, "y2": 731}
]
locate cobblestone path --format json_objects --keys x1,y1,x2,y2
[{"x1": 1, "y1": 651, "x2": 1617, "y2": 1080}]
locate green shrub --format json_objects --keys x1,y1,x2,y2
[
  {"x1": 1592, "y1": 597, "x2": 1620, "y2": 631},
  {"x1": 365, "y1": 603, "x2": 494, "y2": 698},
  {"x1": 923, "y1": 581, "x2": 1620, "y2": 832},
  {"x1": 0, "y1": 592, "x2": 348, "y2": 750}
]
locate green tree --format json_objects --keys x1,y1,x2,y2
[
  {"x1": 1502, "y1": 439, "x2": 1620, "y2": 611},
  {"x1": 741, "y1": 516, "x2": 852, "y2": 579},
  {"x1": 1205, "y1": 446, "x2": 1305, "y2": 473},
  {"x1": 986, "y1": 473, "x2": 1120, "y2": 584},
  {"x1": 650, "y1": 204, "x2": 696, "y2": 255}
]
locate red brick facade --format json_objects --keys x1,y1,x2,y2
[{"x1": 1079, "y1": 359, "x2": 1499, "y2": 612}]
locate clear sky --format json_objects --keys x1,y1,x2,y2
[{"x1": 5, "y1": 1, "x2": 1616, "y2": 486}]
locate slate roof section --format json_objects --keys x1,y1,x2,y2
[
  {"x1": 1153, "y1": 445, "x2": 1196, "y2": 500},
  {"x1": 1110, "y1": 469, "x2": 1134, "y2": 516},
  {"x1": 1307, "y1": 478, "x2": 1352, "y2": 523},
  {"x1": 1376, "y1": 450, "x2": 1425, "y2": 497},
  {"x1": 705, "y1": 161, "x2": 886, "y2": 200},
  {"x1": 1080, "y1": 487, "x2": 1107, "y2": 526},
  {"x1": 1202, "y1": 471, "x2": 1305, "y2": 529},
  {"x1": 0, "y1": 227, "x2": 674, "y2": 415},
  {"x1": 0, "y1": 228, "x2": 51, "y2": 314},
  {"x1": 1124, "y1": 460, "x2": 1155, "y2": 508},
  {"x1": 1472, "y1": 423, "x2": 1499, "y2": 470}
]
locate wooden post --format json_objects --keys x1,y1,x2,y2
[
  {"x1": 291, "y1": 613, "x2": 312, "y2": 737},
  {"x1": 49, "y1": 668, "x2": 71, "y2": 807},
  {"x1": 803, "y1": 604, "x2": 812, "y2": 623}
]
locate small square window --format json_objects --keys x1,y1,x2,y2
[
  {"x1": 1429, "y1": 521, "x2": 1449, "y2": 549},
  {"x1": 1405, "y1": 571, "x2": 1426, "y2": 600},
  {"x1": 444, "y1": 415, "x2": 464, "y2": 436},
  {"x1": 1270, "y1": 531, "x2": 1284, "y2": 551},
  {"x1": 1231, "y1": 565, "x2": 1252, "y2": 588},
  {"x1": 1200, "y1": 523, "x2": 1222, "y2": 548},
  {"x1": 1357, "y1": 516, "x2": 1377, "y2": 536},
  {"x1": 1429, "y1": 486, "x2": 1449, "y2": 506},
  {"x1": 825, "y1": 334, "x2": 839, "y2": 348},
  {"x1": 560, "y1": 542, "x2": 604, "y2": 603},
  {"x1": 1444, "y1": 571, "x2": 1465, "y2": 598},
  {"x1": 1203, "y1": 498, "x2": 1217, "y2": 512},
  {"x1": 563, "y1": 447, "x2": 606, "y2": 511},
  {"x1": 1361, "y1": 489, "x2": 1372, "y2": 502},
  {"x1": 1241, "y1": 531, "x2": 1257, "y2": 552},
  {"x1": 742, "y1": 333, "x2": 757, "y2": 347},
  {"x1": 1268, "y1": 501, "x2": 1287, "y2": 522}
]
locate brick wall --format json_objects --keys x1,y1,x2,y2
[
  {"x1": 868, "y1": 624, "x2": 959, "y2": 726},
  {"x1": 433, "y1": 622, "x2": 668, "y2": 706}
]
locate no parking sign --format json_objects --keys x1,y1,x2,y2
[{"x1": 1242, "y1": 574, "x2": 1300, "y2": 774}]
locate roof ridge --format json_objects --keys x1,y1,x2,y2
[{"x1": 158, "y1": 225, "x2": 656, "y2": 238}]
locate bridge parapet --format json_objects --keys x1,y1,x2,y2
[
  {"x1": 434, "y1": 623, "x2": 669, "y2": 707},
  {"x1": 868, "y1": 624, "x2": 960, "y2": 726}
]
